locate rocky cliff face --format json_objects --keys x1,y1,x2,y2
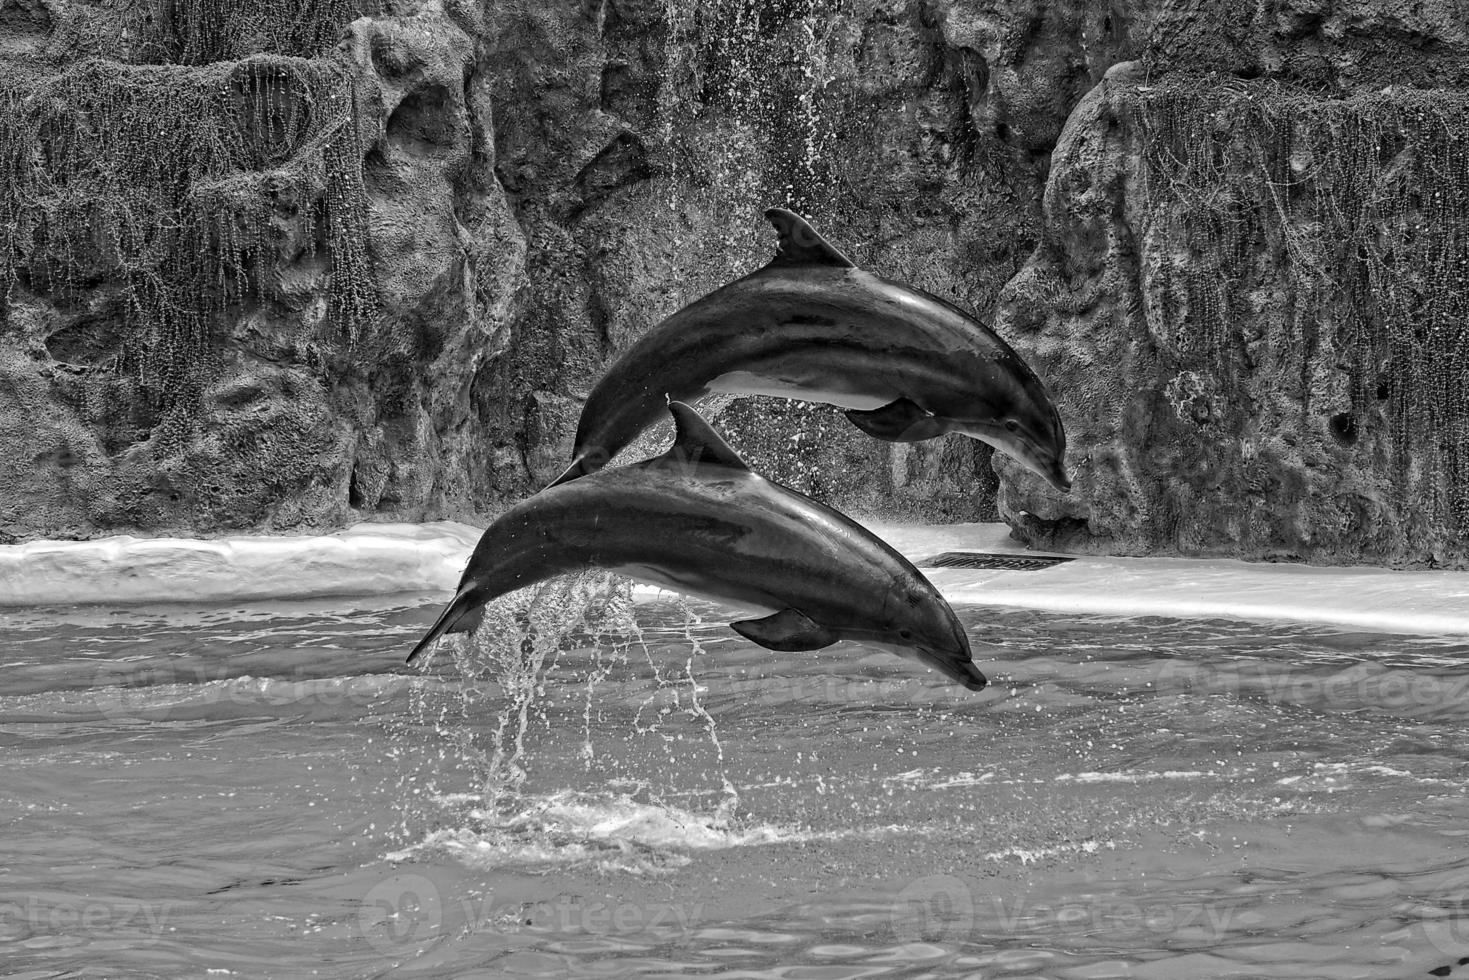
[
  {"x1": 2, "y1": 0, "x2": 1032, "y2": 542},
  {"x1": 2, "y1": 0, "x2": 1465, "y2": 568},
  {"x1": 993, "y1": 2, "x2": 1469, "y2": 568},
  {"x1": 2, "y1": 0, "x2": 513, "y2": 539}
]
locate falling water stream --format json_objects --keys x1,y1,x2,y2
[{"x1": 402, "y1": 573, "x2": 739, "y2": 846}]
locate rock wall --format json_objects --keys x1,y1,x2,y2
[
  {"x1": 2, "y1": 0, "x2": 1051, "y2": 542},
  {"x1": 994, "y1": 2, "x2": 1469, "y2": 568},
  {"x1": 2, "y1": 0, "x2": 1465, "y2": 569},
  {"x1": 1, "y1": 0, "x2": 512, "y2": 540}
]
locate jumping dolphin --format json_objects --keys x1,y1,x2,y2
[
  {"x1": 408, "y1": 402, "x2": 985, "y2": 691},
  {"x1": 548, "y1": 208, "x2": 1069, "y2": 492}
]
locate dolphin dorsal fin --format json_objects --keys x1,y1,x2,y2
[
  {"x1": 651, "y1": 401, "x2": 750, "y2": 472},
  {"x1": 764, "y1": 207, "x2": 855, "y2": 268}
]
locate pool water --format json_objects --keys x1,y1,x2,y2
[{"x1": 3, "y1": 577, "x2": 1469, "y2": 979}]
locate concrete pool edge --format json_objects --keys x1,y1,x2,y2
[{"x1": 1, "y1": 520, "x2": 1466, "y2": 638}]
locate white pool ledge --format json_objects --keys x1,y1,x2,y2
[
  {"x1": 0, "y1": 522, "x2": 480, "y2": 605},
  {"x1": 884, "y1": 523, "x2": 1469, "y2": 637},
  {"x1": 1, "y1": 521, "x2": 1466, "y2": 637}
]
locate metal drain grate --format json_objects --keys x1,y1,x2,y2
[{"x1": 919, "y1": 552, "x2": 1075, "y2": 571}]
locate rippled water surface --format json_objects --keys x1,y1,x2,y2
[{"x1": 5, "y1": 580, "x2": 1469, "y2": 979}]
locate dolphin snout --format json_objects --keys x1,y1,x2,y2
[
  {"x1": 914, "y1": 615, "x2": 985, "y2": 691},
  {"x1": 1044, "y1": 461, "x2": 1072, "y2": 494},
  {"x1": 952, "y1": 422, "x2": 1070, "y2": 494},
  {"x1": 1004, "y1": 443, "x2": 1071, "y2": 495},
  {"x1": 1009, "y1": 432, "x2": 1071, "y2": 494},
  {"x1": 920, "y1": 646, "x2": 987, "y2": 691},
  {"x1": 1009, "y1": 438, "x2": 1070, "y2": 494}
]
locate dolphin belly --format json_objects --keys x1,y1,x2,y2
[
  {"x1": 612, "y1": 562, "x2": 782, "y2": 617},
  {"x1": 704, "y1": 369, "x2": 896, "y2": 411}
]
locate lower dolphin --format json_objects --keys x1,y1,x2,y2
[{"x1": 408, "y1": 402, "x2": 985, "y2": 691}]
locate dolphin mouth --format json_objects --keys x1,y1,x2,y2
[
  {"x1": 918, "y1": 647, "x2": 988, "y2": 691},
  {"x1": 1000, "y1": 440, "x2": 1070, "y2": 494},
  {"x1": 964, "y1": 434, "x2": 1070, "y2": 494},
  {"x1": 864, "y1": 637, "x2": 985, "y2": 692},
  {"x1": 1041, "y1": 461, "x2": 1072, "y2": 494}
]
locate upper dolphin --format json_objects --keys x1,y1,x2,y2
[
  {"x1": 549, "y1": 208, "x2": 1069, "y2": 492},
  {"x1": 408, "y1": 402, "x2": 985, "y2": 691}
]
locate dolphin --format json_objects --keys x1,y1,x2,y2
[
  {"x1": 407, "y1": 402, "x2": 985, "y2": 691},
  {"x1": 548, "y1": 208, "x2": 1069, "y2": 492}
]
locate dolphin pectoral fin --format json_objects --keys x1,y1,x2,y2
[
  {"x1": 844, "y1": 398, "x2": 948, "y2": 442},
  {"x1": 730, "y1": 608, "x2": 840, "y2": 652},
  {"x1": 763, "y1": 208, "x2": 856, "y2": 269}
]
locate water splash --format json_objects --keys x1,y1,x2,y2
[
  {"x1": 629, "y1": 598, "x2": 741, "y2": 820},
  {"x1": 447, "y1": 572, "x2": 637, "y2": 807},
  {"x1": 394, "y1": 790, "x2": 805, "y2": 875},
  {"x1": 398, "y1": 573, "x2": 745, "y2": 865}
]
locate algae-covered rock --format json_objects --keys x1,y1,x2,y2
[
  {"x1": 0, "y1": 0, "x2": 503, "y2": 540},
  {"x1": 995, "y1": 67, "x2": 1469, "y2": 567}
]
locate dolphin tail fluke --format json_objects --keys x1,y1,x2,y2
[
  {"x1": 547, "y1": 455, "x2": 593, "y2": 489},
  {"x1": 406, "y1": 585, "x2": 483, "y2": 665},
  {"x1": 921, "y1": 649, "x2": 988, "y2": 692}
]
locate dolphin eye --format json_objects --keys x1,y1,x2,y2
[
  {"x1": 1003, "y1": 419, "x2": 1020, "y2": 433},
  {"x1": 898, "y1": 629, "x2": 913, "y2": 640}
]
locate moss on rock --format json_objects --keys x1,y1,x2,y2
[{"x1": 996, "y1": 71, "x2": 1469, "y2": 567}]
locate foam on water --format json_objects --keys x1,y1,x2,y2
[
  {"x1": 393, "y1": 790, "x2": 804, "y2": 874},
  {"x1": 391, "y1": 788, "x2": 969, "y2": 877},
  {"x1": 881, "y1": 766, "x2": 1228, "y2": 790},
  {"x1": 981, "y1": 838, "x2": 1117, "y2": 864},
  {"x1": 1054, "y1": 769, "x2": 1216, "y2": 784},
  {"x1": 393, "y1": 572, "x2": 751, "y2": 875}
]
